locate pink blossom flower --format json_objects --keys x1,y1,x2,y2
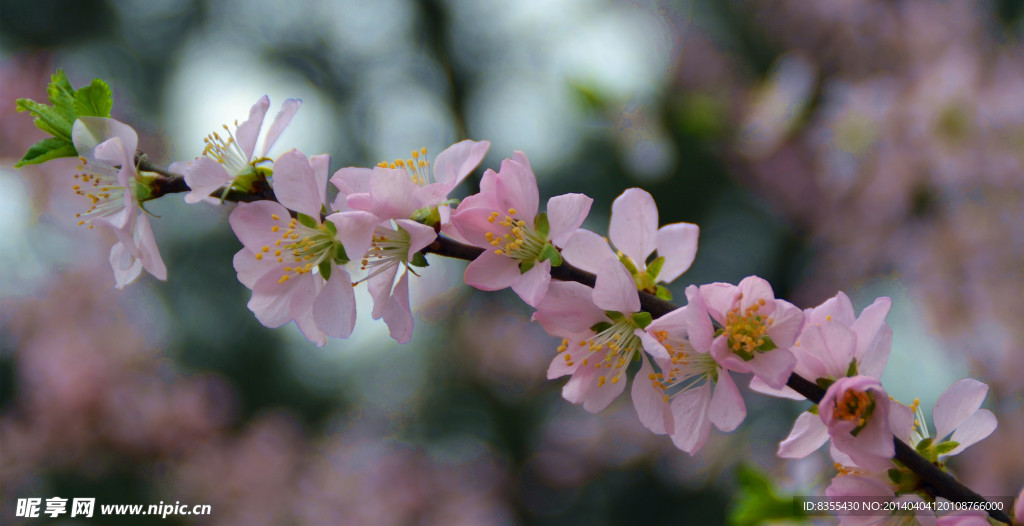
[
  {"x1": 903, "y1": 378, "x2": 998, "y2": 460},
  {"x1": 171, "y1": 95, "x2": 301, "y2": 203},
  {"x1": 331, "y1": 140, "x2": 490, "y2": 223},
  {"x1": 229, "y1": 149, "x2": 377, "y2": 346},
  {"x1": 756, "y1": 292, "x2": 892, "y2": 400},
  {"x1": 535, "y1": 261, "x2": 649, "y2": 413},
  {"x1": 71, "y1": 117, "x2": 167, "y2": 288},
  {"x1": 819, "y1": 375, "x2": 894, "y2": 472},
  {"x1": 330, "y1": 141, "x2": 489, "y2": 342},
  {"x1": 633, "y1": 285, "x2": 746, "y2": 454},
  {"x1": 451, "y1": 151, "x2": 592, "y2": 307},
  {"x1": 699, "y1": 276, "x2": 802, "y2": 389},
  {"x1": 562, "y1": 187, "x2": 698, "y2": 296}
]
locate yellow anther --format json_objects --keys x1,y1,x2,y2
[{"x1": 271, "y1": 213, "x2": 280, "y2": 220}]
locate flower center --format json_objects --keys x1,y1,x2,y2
[
  {"x1": 377, "y1": 147, "x2": 431, "y2": 186},
  {"x1": 720, "y1": 299, "x2": 775, "y2": 358},
  {"x1": 257, "y1": 212, "x2": 338, "y2": 284},
  {"x1": 359, "y1": 223, "x2": 415, "y2": 281},
  {"x1": 557, "y1": 315, "x2": 644, "y2": 388},
  {"x1": 203, "y1": 123, "x2": 252, "y2": 177},
  {"x1": 833, "y1": 388, "x2": 875, "y2": 429},
  {"x1": 485, "y1": 208, "x2": 548, "y2": 262},
  {"x1": 72, "y1": 156, "x2": 126, "y2": 229},
  {"x1": 646, "y1": 330, "x2": 720, "y2": 403}
]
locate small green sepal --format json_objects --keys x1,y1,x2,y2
[
  {"x1": 604, "y1": 311, "x2": 625, "y2": 322},
  {"x1": 915, "y1": 438, "x2": 934, "y2": 453},
  {"x1": 534, "y1": 212, "x2": 550, "y2": 238},
  {"x1": 590, "y1": 321, "x2": 613, "y2": 333},
  {"x1": 845, "y1": 359, "x2": 859, "y2": 377},
  {"x1": 539, "y1": 243, "x2": 562, "y2": 266},
  {"x1": 317, "y1": 261, "x2": 333, "y2": 281},
  {"x1": 324, "y1": 218, "x2": 338, "y2": 236},
  {"x1": 410, "y1": 252, "x2": 429, "y2": 267},
  {"x1": 331, "y1": 243, "x2": 349, "y2": 264},
  {"x1": 933, "y1": 441, "x2": 959, "y2": 456},
  {"x1": 655, "y1": 285, "x2": 673, "y2": 301},
  {"x1": 646, "y1": 256, "x2": 665, "y2": 279},
  {"x1": 296, "y1": 213, "x2": 319, "y2": 229},
  {"x1": 632, "y1": 312, "x2": 653, "y2": 329},
  {"x1": 816, "y1": 377, "x2": 835, "y2": 390},
  {"x1": 519, "y1": 260, "x2": 535, "y2": 274}
]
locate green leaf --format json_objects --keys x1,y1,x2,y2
[
  {"x1": 410, "y1": 252, "x2": 429, "y2": 267},
  {"x1": 74, "y1": 78, "x2": 114, "y2": 117},
  {"x1": 632, "y1": 312, "x2": 653, "y2": 329},
  {"x1": 933, "y1": 441, "x2": 959, "y2": 456},
  {"x1": 646, "y1": 256, "x2": 665, "y2": 279},
  {"x1": 296, "y1": 213, "x2": 318, "y2": 229},
  {"x1": 14, "y1": 137, "x2": 77, "y2": 167},
  {"x1": 590, "y1": 321, "x2": 613, "y2": 333},
  {"x1": 728, "y1": 463, "x2": 806, "y2": 526},
  {"x1": 539, "y1": 243, "x2": 562, "y2": 266},
  {"x1": 655, "y1": 285, "x2": 673, "y2": 301},
  {"x1": 318, "y1": 261, "x2": 333, "y2": 281},
  {"x1": 47, "y1": 70, "x2": 77, "y2": 123},
  {"x1": 534, "y1": 212, "x2": 550, "y2": 238},
  {"x1": 15, "y1": 98, "x2": 74, "y2": 141}
]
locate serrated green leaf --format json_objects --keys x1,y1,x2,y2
[
  {"x1": 933, "y1": 441, "x2": 959, "y2": 456},
  {"x1": 590, "y1": 321, "x2": 613, "y2": 333},
  {"x1": 534, "y1": 212, "x2": 550, "y2": 238},
  {"x1": 539, "y1": 243, "x2": 562, "y2": 266},
  {"x1": 655, "y1": 285, "x2": 673, "y2": 301},
  {"x1": 14, "y1": 137, "x2": 77, "y2": 167},
  {"x1": 15, "y1": 98, "x2": 73, "y2": 141},
  {"x1": 74, "y1": 79, "x2": 114, "y2": 117},
  {"x1": 47, "y1": 70, "x2": 77, "y2": 123},
  {"x1": 410, "y1": 252, "x2": 429, "y2": 267},
  {"x1": 318, "y1": 261, "x2": 333, "y2": 281},
  {"x1": 296, "y1": 213, "x2": 318, "y2": 229},
  {"x1": 632, "y1": 312, "x2": 653, "y2": 329},
  {"x1": 646, "y1": 256, "x2": 665, "y2": 279}
]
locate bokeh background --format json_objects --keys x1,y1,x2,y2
[{"x1": 2, "y1": 0, "x2": 1023, "y2": 524}]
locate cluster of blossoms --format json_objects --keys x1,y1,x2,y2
[{"x1": 19, "y1": 85, "x2": 1019, "y2": 525}]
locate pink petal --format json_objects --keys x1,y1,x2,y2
[
  {"x1": 382, "y1": 271, "x2": 414, "y2": 343},
  {"x1": 778, "y1": 411, "x2": 829, "y2": 458},
  {"x1": 593, "y1": 261, "x2": 640, "y2": 313},
  {"x1": 248, "y1": 272, "x2": 314, "y2": 328},
  {"x1": 182, "y1": 157, "x2": 232, "y2": 204},
  {"x1": 737, "y1": 275, "x2": 776, "y2": 315},
  {"x1": 260, "y1": 98, "x2": 301, "y2": 157},
  {"x1": 367, "y1": 263, "x2": 399, "y2": 319},
  {"x1": 313, "y1": 269, "x2": 357, "y2": 338},
  {"x1": 535, "y1": 281, "x2": 606, "y2": 334},
  {"x1": 669, "y1": 382, "x2": 712, "y2": 454},
  {"x1": 748, "y1": 376, "x2": 804, "y2": 399},
  {"x1": 229, "y1": 200, "x2": 292, "y2": 251},
  {"x1": 934, "y1": 378, "x2": 989, "y2": 441},
  {"x1": 632, "y1": 358, "x2": 672, "y2": 435},
  {"x1": 699, "y1": 282, "x2": 740, "y2": 324},
  {"x1": 683, "y1": 285, "x2": 714, "y2": 351},
  {"x1": 806, "y1": 291, "x2": 856, "y2": 326},
  {"x1": 767, "y1": 300, "x2": 804, "y2": 349},
  {"x1": 450, "y1": 207, "x2": 504, "y2": 248},
  {"x1": 746, "y1": 348, "x2": 796, "y2": 390},
  {"x1": 709, "y1": 371, "x2": 746, "y2": 432},
  {"x1": 464, "y1": 250, "x2": 522, "y2": 291},
  {"x1": 132, "y1": 214, "x2": 167, "y2": 280},
  {"x1": 330, "y1": 166, "x2": 372, "y2": 196},
  {"x1": 235, "y1": 96, "x2": 271, "y2": 160},
  {"x1": 852, "y1": 296, "x2": 892, "y2": 378},
  {"x1": 294, "y1": 305, "x2": 327, "y2": 346},
  {"x1": 72, "y1": 116, "x2": 139, "y2": 158},
  {"x1": 636, "y1": 328, "x2": 671, "y2": 362},
  {"x1": 889, "y1": 399, "x2": 916, "y2": 444},
  {"x1": 946, "y1": 409, "x2": 997, "y2": 456},
  {"x1": 370, "y1": 168, "x2": 421, "y2": 219},
  {"x1": 560, "y1": 229, "x2": 617, "y2": 274},
  {"x1": 581, "y1": 368, "x2": 628, "y2": 413},
  {"x1": 273, "y1": 149, "x2": 322, "y2": 219},
  {"x1": 431, "y1": 139, "x2": 490, "y2": 188},
  {"x1": 109, "y1": 241, "x2": 142, "y2": 289},
  {"x1": 810, "y1": 322, "x2": 857, "y2": 378},
  {"x1": 494, "y1": 153, "x2": 540, "y2": 220},
  {"x1": 232, "y1": 248, "x2": 274, "y2": 288},
  {"x1": 609, "y1": 188, "x2": 658, "y2": 265},
  {"x1": 546, "y1": 193, "x2": 593, "y2": 247},
  {"x1": 394, "y1": 218, "x2": 438, "y2": 259},
  {"x1": 547, "y1": 349, "x2": 584, "y2": 379},
  {"x1": 655, "y1": 222, "x2": 699, "y2": 282},
  {"x1": 326, "y1": 211, "x2": 379, "y2": 264},
  {"x1": 309, "y1": 154, "x2": 329, "y2": 207},
  {"x1": 510, "y1": 260, "x2": 552, "y2": 307}
]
